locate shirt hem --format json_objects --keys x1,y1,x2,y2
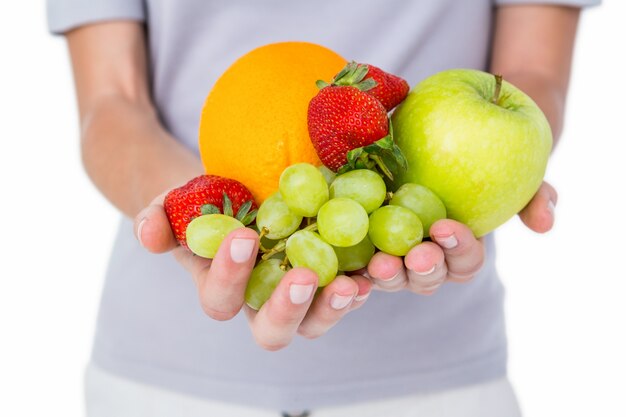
[{"x1": 91, "y1": 346, "x2": 508, "y2": 411}]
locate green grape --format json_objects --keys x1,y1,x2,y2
[
  {"x1": 318, "y1": 165, "x2": 336, "y2": 186},
  {"x1": 329, "y1": 169, "x2": 386, "y2": 213},
  {"x1": 245, "y1": 259, "x2": 286, "y2": 310},
  {"x1": 317, "y1": 198, "x2": 369, "y2": 247},
  {"x1": 279, "y1": 163, "x2": 329, "y2": 217},
  {"x1": 286, "y1": 230, "x2": 338, "y2": 287},
  {"x1": 256, "y1": 192, "x2": 303, "y2": 239},
  {"x1": 368, "y1": 205, "x2": 423, "y2": 256},
  {"x1": 333, "y1": 236, "x2": 375, "y2": 271},
  {"x1": 390, "y1": 183, "x2": 446, "y2": 237},
  {"x1": 186, "y1": 214, "x2": 244, "y2": 258}
]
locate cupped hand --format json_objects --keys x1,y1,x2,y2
[
  {"x1": 366, "y1": 181, "x2": 558, "y2": 295},
  {"x1": 133, "y1": 192, "x2": 372, "y2": 351}
]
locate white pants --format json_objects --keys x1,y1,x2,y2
[{"x1": 85, "y1": 362, "x2": 522, "y2": 417}]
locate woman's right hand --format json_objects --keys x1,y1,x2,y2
[{"x1": 133, "y1": 192, "x2": 372, "y2": 351}]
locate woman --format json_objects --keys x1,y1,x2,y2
[{"x1": 48, "y1": 0, "x2": 597, "y2": 415}]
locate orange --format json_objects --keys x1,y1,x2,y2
[{"x1": 199, "y1": 42, "x2": 346, "y2": 203}]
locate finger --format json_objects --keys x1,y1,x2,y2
[
  {"x1": 196, "y1": 227, "x2": 259, "y2": 321},
  {"x1": 404, "y1": 241, "x2": 447, "y2": 295},
  {"x1": 172, "y1": 246, "x2": 212, "y2": 286},
  {"x1": 430, "y1": 219, "x2": 484, "y2": 283},
  {"x1": 366, "y1": 251, "x2": 408, "y2": 292},
  {"x1": 248, "y1": 267, "x2": 318, "y2": 351},
  {"x1": 518, "y1": 181, "x2": 558, "y2": 233},
  {"x1": 134, "y1": 192, "x2": 178, "y2": 253},
  {"x1": 297, "y1": 275, "x2": 359, "y2": 339},
  {"x1": 348, "y1": 274, "x2": 373, "y2": 309}
]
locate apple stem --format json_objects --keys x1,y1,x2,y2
[{"x1": 492, "y1": 74, "x2": 503, "y2": 104}]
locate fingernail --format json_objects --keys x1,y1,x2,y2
[
  {"x1": 355, "y1": 292, "x2": 370, "y2": 302},
  {"x1": 380, "y1": 270, "x2": 402, "y2": 282},
  {"x1": 136, "y1": 218, "x2": 147, "y2": 248},
  {"x1": 414, "y1": 264, "x2": 436, "y2": 276},
  {"x1": 435, "y1": 234, "x2": 458, "y2": 249},
  {"x1": 230, "y1": 238, "x2": 256, "y2": 263},
  {"x1": 547, "y1": 200, "x2": 556, "y2": 217},
  {"x1": 330, "y1": 293, "x2": 354, "y2": 310},
  {"x1": 289, "y1": 284, "x2": 315, "y2": 305}
]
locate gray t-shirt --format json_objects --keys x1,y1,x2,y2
[{"x1": 48, "y1": 0, "x2": 598, "y2": 411}]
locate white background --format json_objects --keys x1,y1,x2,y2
[{"x1": 0, "y1": 1, "x2": 624, "y2": 416}]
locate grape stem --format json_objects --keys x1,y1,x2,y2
[
  {"x1": 258, "y1": 227, "x2": 270, "y2": 253},
  {"x1": 260, "y1": 222, "x2": 318, "y2": 261}
]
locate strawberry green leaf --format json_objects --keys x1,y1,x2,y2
[
  {"x1": 332, "y1": 62, "x2": 377, "y2": 90},
  {"x1": 337, "y1": 164, "x2": 351, "y2": 175},
  {"x1": 346, "y1": 147, "x2": 364, "y2": 167},
  {"x1": 316, "y1": 80, "x2": 330, "y2": 89},
  {"x1": 241, "y1": 209, "x2": 258, "y2": 226},
  {"x1": 235, "y1": 200, "x2": 253, "y2": 222},
  {"x1": 354, "y1": 78, "x2": 377, "y2": 92},
  {"x1": 370, "y1": 135, "x2": 394, "y2": 151},
  {"x1": 392, "y1": 143, "x2": 408, "y2": 170},
  {"x1": 332, "y1": 61, "x2": 357, "y2": 84},
  {"x1": 370, "y1": 154, "x2": 394, "y2": 180},
  {"x1": 200, "y1": 204, "x2": 221, "y2": 215},
  {"x1": 222, "y1": 193, "x2": 234, "y2": 217},
  {"x1": 350, "y1": 64, "x2": 369, "y2": 84}
]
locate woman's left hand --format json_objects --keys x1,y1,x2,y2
[{"x1": 366, "y1": 181, "x2": 557, "y2": 295}]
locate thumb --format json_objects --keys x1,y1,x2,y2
[
  {"x1": 518, "y1": 181, "x2": 558, "y2": 233},
  {"x1": 134, "y1": 191, "x2": 179, "y2": 253}
]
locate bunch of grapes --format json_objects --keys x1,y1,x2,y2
[{"x1": 243, "y1": 162, "x2": 447, "y2": 310}]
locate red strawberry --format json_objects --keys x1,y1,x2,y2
[
  {"x1": 318, "y1": 61, "x2": 410, "y2": 111},
  {"x1": 164, "y1": 175, "x2": 257, "y2": 248},
  {"x1": 308, "y1": 85, "x2": 389, "y2": 172},
  {"x1": 360, "y1": 64, "x2": 410, "y2": 111}
]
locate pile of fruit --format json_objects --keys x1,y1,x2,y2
[{"x1": 164, "y1": 42, "x2": 552, "y2": 309}]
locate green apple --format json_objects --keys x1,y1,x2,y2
[{"x1": 392, "y1": 69, "x2": 552, "y2": 237}]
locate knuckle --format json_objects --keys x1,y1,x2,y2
[
  {"x1": 297, "y1": 325, "x2": 323, "y2": 340},
  {"x1": 410, "y1": 281, "x2": 442, "y2": 295},
  {"x1": 447, "y1": 271, "x2": 476, "y2": 282},
  {"x1": 200, "y1": 303, "x2": 238, "y2": 321},
  {"x1": 256, "y1": 339, "x2": 288, "y2": 351}
]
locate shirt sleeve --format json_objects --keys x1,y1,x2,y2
[
  {"x1": 47, "y1": 0, "x2": 145, "y2": 34},
  {"x1": 494, "y1": 0, "x2": 601, "y2": 7}
]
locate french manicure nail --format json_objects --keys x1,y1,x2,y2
[
  {"x1": 137, "y1": 218, "x2": 147, "y2": 248},
  {"x1": 436, "y1": 234, "x2": 458, "y2": 249},
  {"x1": 330, "y1": 293, "x2": 353, "y2": 310},
  {"x1": 290, "y1": 284, "x2": 315, "y2": 305},
  {"x1": 380, "y1": 270, "x2": 402, "y2": 282},
  {"x1": 230, "y1": 238, "x2": 255, "y2": 263},
  {"x1": 547, "y1": 200, "x2": 556, "y2": 216},
  {"x1": 355, "y1": 292, "x2": 370, "y2": 302},
  {"x1": 414, "y1": 264, "x2": 436, "y2": 276}
]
